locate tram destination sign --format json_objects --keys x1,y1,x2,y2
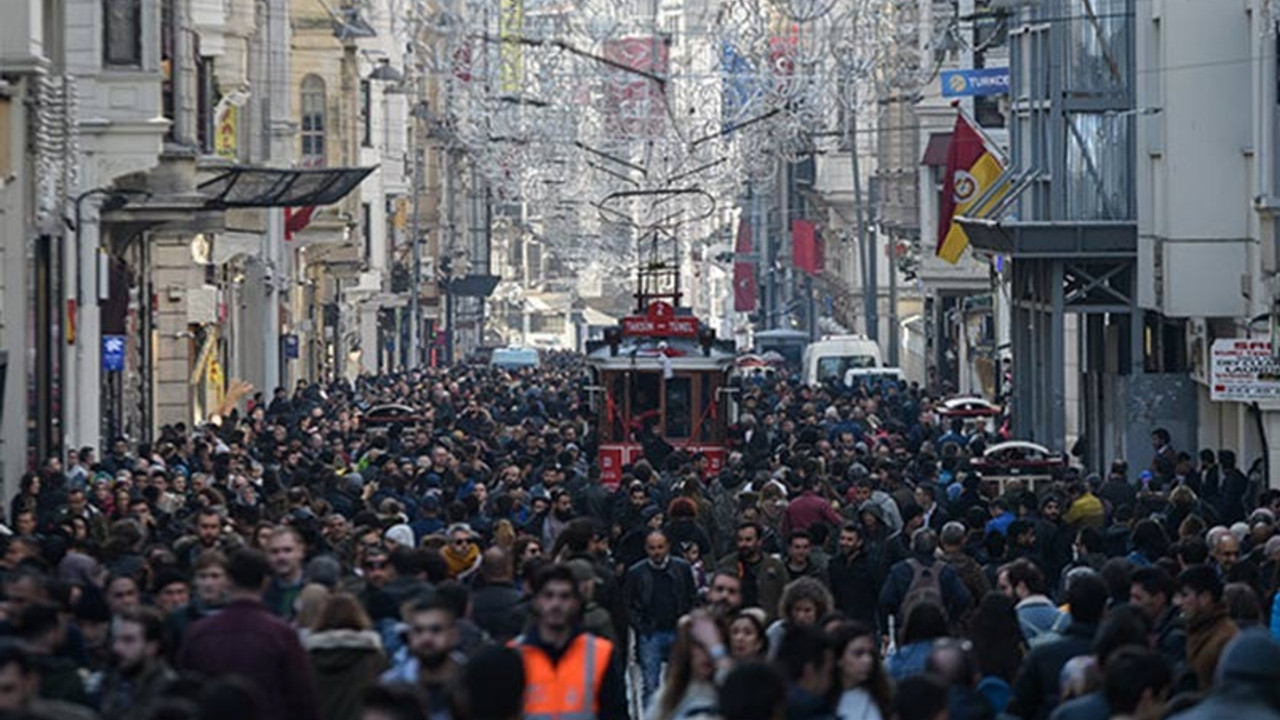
[
  {"x1": 621, "y1": 301, "x2": 699, "y2": 338},
  {"x1": 1210, "y1": 339, "x2": 1280, "y2": 402}
]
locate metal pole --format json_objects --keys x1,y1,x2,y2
[
  {"x1": 888, "y1": 234, "x2": 899, "y2": 365},
  {"x1": 848, "y1": 86, "x2": 878, "y2": 342},
  {"x1": 408, "y1": 144, "x2": 423, "y2": 369}
]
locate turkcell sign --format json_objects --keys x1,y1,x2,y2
[{"x1": 941, "y1": 68, "x2": 1010, "y2": 98}]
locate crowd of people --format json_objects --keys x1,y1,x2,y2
[{"x1": 2, "y1": 354, "x2": 1280, "y2": 720}]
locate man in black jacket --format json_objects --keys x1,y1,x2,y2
[
  {"x1": 828, "y1": 523, "x2": 879, "y2": 627},
  {"x1": 471, "y1": 547, "x2": 527, "y2": 642},
  {"x1": 623, "y1": 529, "x2": 696, "y2": 704},
  {"x1": 1007, "y1": 572, "x2": 1109, "y2": 720}
]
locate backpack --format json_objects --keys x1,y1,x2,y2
[{"x1": 901, "y1": 559, "x2": 945, "y2": 624}]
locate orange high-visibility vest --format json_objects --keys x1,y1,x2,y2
[{"x1": 514, "y1": 633, "x2": 613, "y2": 720}]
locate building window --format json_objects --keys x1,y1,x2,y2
[
  {"x1": 197, "y1": 56, "x2": 215, "y2": 154},
  {"x1": 1065, "y1": 112, "x2": 1133, "y2": 220},
  {"x1": 360, "y1": 80, "x2": 372, "y2": 147},
  {"x1": 362, "y1": 202, "x2": 373, "y2": 263},
  {"x1": 104, "y1": 0, "x2": 143, "y2": 68},
  {"x1": 300, "y1": 75, "x2": 327, "y2": 168},
  {"x1": 1065, "y1": 0, "x2": 1131, "y2": 96}
]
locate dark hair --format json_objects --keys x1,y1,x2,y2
[
  {"x1": 225, "y1": 549, "x2": 272, "y2": 592},
  {"x1": 787, "y1": 529, "x2": 812, "y2": 546},
  {"x1": 0, "y1": 640, "x2": 32, "y2": 674},
  {"x1": 1152, "y1": 428, "x2": 1171, "y2": 445},
  {"x1": 1177, "y1": 564, "x2": 1224, "y2": 602},
  {"x1": 1001, "y1": 558, "x2": 1046, "y2": 595},
  {"x1": 1103, "y1": 646, "x2": 1171, "y2": 715},
  {"x1": 1093, "y1": 604, "x2": 1151, "y2": 666},
  {"x1": 1130, "y1": 566, "x2": 1174, "y2": 601},
  {"x1": 719, "y1": 663, "x2": 786, "y2": 720},
  {"x1": 1100, "y1": 558, "x2": 1135, "y2": 605},
  {"x1": 434, "y1": 580, "x2": 470, "y2": 620},
  {"x1": 774, "y1": 624, "x2": 832, "y2": 683},
  {"x1": 830, "y1": 622, "x2": 892, "y2": 717},
  {"x1": 15, "y1": 602, "x2": 61, "y2": 642},
  {"x1": 531, "y1": 563, "x2": 582, "y2": 603},
  {"x1": 901, "y1": 602, "x2": 949, "y2": 644},
  {"x1": 407, "y1": 594, "x2": 458, "y2": 621},
  {"x1": 970, "y1": 592, "x2": 1023, "y2": 682},
  {"x1": 455, "y1": 646, "x2": 525, "y2": 720},
  {"x1": 1225, "y1": 582, "x2": 1262, "y2": 627},
  {"x1": 362, "y1": 684, "x2": 430, "y2": 720},
  {"x1": 1077, "y1": 526, "x2": 1105, "y2": 554},
  {"x1": 1064, "y1": 573, "x2": 1109, "y2": 625},
  {"x1": 1131, "y1": 520, "x2": 1169, "y2": 560},
  {"x1": 893, "y1": 675, "x2": 949, "y2": 720},
  {"x1": 314, "y1": 593, "x2": 373, "y2": 632},
  {"x1": 1174, "y1": 537, "x2": 1209, "y2": 566}
]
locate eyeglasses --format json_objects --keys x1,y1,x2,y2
[{"x1": 452, "y1": 538, "x2": 471, "y2": 546}]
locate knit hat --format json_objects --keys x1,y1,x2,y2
[
  {"x1": 384, "y1": 524, "x2": 415, "y2": 548},
  {"x1": 1216, "y1": 630, "x2": 1280, "y2": 685}
]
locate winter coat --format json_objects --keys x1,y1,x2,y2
[
  {"x1": 178, "y1": 599, "x2": 320, "y2": 720},
  {"x1": 305, "y1": 629, "x2": 387, "y2": 720},
  {"x1": 1186, "y1": 606, "x2": 1239, "y2": 691},
  {"x1": 829, "y1": 550, "x2": 880, "y2": 626},
  {"x1": 878, "y1": 554, "x2": 972, "y2": 627},
  {"x1": 98, "y1": 660, "x2": 177, "y2": 720},
  {"x1": 624, "y1": 557, "x2": 697, "y2": 634},
  {"x1": 1006, "y1": 621, "x2": 1098, "y2": 720},
  {"x1": 470, "y1": 581, "x2": 527, "y2": 642},
  {"x1": 1016, "y1": 596, "x2": 1068, "y2": 645},
  {"x1": 719, "y1": 552, "x2": 788, "y2": 622},
  {"x1": 1167, "y1": 685, "x2": 1280, "y2": 720}
]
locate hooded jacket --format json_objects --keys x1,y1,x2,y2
[{"x1": 305, "y1": 629, "x2": 387, "y2": 720}]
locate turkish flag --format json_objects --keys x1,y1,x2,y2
[
  {"x1": 792, "y1": 219, "x2": 821, "y2": 274},
  {"x1": 284, "y1": 206, "x2": 316, "y2": 241},
  {"x1": 732, "y1": 218, "x2": 757, "y2": 311}
]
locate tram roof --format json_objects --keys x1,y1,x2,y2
[{"x1": 585, "y1": 336, "x2": 736, "y2": 369}]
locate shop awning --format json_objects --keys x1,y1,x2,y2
[
  {"x1": 197, "y1": 166, "x2": 375, "y2": 208},
  {"x1": 920, "y1": 132, "x2": 953, "y2": 166}
]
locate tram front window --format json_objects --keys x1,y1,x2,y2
[
  {"x1": 665, "y1": 377, "x2": 691, "y2": 439},
  {"x1": 630, "y1": 372, "x2": 662, "y2": 438}
]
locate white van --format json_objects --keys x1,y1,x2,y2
[
  {"x1": 802, "y1": 336, "x2": 883, "y2": 387},
  {"x1": 490, "y1": 346, "x2": 540, "y2": 369}
]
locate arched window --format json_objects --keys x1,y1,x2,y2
[{"x1": 300, "y1": 75, "x2": 327, "y2": 168}]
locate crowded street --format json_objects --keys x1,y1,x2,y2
[
  {"x1": 0, "y1": 355, "x2": 1278, "y2": 720},
  {"x1": 7, "y1": 0, "x2": 1280, "y2": 717}
]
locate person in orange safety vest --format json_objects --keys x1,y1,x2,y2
[{"x1": 512, "y1": 563, "x2": 628, "y2": 720}]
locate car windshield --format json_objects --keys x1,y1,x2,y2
[{"x1": 816, "y1": 355, "x2": 876, "y2": 382}]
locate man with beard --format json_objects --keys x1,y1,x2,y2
[
  {"x1": 514, "y1": 564, "x2": 627, "y2": 720},
  {"x1": 827, "y1": 522, "x2": 879, "y2": 627},
  {"x1": 705, "y1": 570, "x2": 744, "y2": 616},
  {"x1": 719, "y1": 521, "x2": 788, "y2": 622},
  {"x1": 379, "y1": 596, "x2": 462, "y2": 720},
  {"x1": 99, "y1": 608, "x2": 176, "y2": 720},
  {"x1": 537, "y1": 488, "x2": 575, "y2": 548}
]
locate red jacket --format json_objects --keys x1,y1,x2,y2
[
  {"x1": 781, "y1": 490, "x2": 842, "y2": 538},
  {"x1": 178, "y1": 599, "x2": 319, "y2": 720}
]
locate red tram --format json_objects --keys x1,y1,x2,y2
[{"x1": 585, "y1": 301, "x2": 736, "y2": 487}]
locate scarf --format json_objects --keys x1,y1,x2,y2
[{"x1": 443, "y1": 543, "x2": 480, "y2": 579}]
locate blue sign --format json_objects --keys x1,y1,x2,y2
[
  {"x1": 282, "y1": 334, "x2": 299, "y2": 359},
  {"x1": 941, "y1": 68, "x2": 1010, "y2": 98},
  {"x1": 102, "y1": 335, "x2": 125, "y2": 372}
]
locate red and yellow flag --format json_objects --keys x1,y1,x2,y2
[{"x1": 937, "y1": 114, "x2": 1007, "y2": 264}]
